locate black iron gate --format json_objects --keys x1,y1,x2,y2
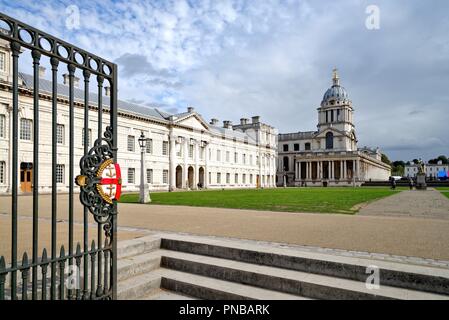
[{"x1": 0, "y1": 12, "x2": 118, "y2": 300}]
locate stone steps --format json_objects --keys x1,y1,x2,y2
[
  {"x1": 159, "y1": 250, "x2": 447, "y2": 300},
  {"x1": 159, "y1": 269, "x2": 308, "y2": 300},
  {"x1": 160, "y1": 235, "x2": 449, "y2": 295},
  {"x1": 116, "y1": 234, "x2": 449, "y2": 300}
]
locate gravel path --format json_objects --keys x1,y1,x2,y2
[{"x1": 358, "y1": 189, "x2": 449, "y2": 220}]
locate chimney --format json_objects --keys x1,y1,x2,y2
[
  {"x1": 39, "y1": 66, "x2": 46, "y2": 78},
  {"x1": 210, "y1": 118, "x2": 219, "y2": 126},
  {"x1": 187, "y1": 106, "x2": 194, "y2": 113},
  {"x1": 62, "y1": 73, "x2": 80, "y2": 88},
  {"x1": 240, "y1": 118, "x2": 249, "y2": 125},
  {"x1": 223, "y1": 120, "x2": 232, "y2": 129},
  {"x1": 252, "y1": 116, "x2": 260, "y2": 124},
  {"x1": 105, "y1": 86, "x2": 111, "y2": 97}
]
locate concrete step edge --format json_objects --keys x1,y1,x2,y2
[
  {"x1": 117, "y1": 272, "x2": 161, "y2": 300},
  {"x1": 159, "y1": 269, "x2": 309, "y2": 300},
  {"x1": 118, "y1": 251, "x2": 161, "y2": 281},
  {"x1": 118, "y1": 236, "x2": 161, "y2": 259}
]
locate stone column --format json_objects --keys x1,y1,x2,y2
[
  {"x1": 169, "y1": 132, "x2": 176, "y2": 191},
  {"x1": 182, "y1": 138, "x2": 188, "y2": 189},
  {"x1": 205, "y1": 142, "x2": 210, "y2": 188},
  {"x1": 343, "y1": 160, "x2": 347, "y2": 180},
  {"x1": 194, "y1": 140, "x2": 199, "y2": 189}
]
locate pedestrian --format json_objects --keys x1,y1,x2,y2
[{"x1": 408, "y1": 178, "x2": 413, "y2": 190}]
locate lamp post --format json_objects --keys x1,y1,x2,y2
[{"x1": 138, "y1": 131, "x2": 151, "y2": 203}]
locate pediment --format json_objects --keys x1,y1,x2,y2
[{"x1": 175, "y1": 114, "x2": 209, "y2": 130}]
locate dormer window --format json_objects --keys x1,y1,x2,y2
[{"x1": 0, "y1": 51, "x2": 5, "y2": 71}]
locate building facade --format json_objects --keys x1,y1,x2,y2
[
  {"x1": 404, "y1": 162, "x2": 448, "y2": 179},
  {"x1": 277, "y1": 69, "x2": 391, "y2": 187},
  {"x1": 0, "y1": 40, "x2": 278, "y2": 194}
]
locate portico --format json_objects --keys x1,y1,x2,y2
[{"x1": 277, "y1": 69, "x2": 391, "y2": 186}]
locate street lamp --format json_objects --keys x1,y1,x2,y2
[{"x1": 138, "y1": 131, "x2": 151, "y2": 203}]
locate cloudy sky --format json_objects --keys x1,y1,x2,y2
[{"x1": 1, "y1": 0, "x2": 448, "y2": 161}]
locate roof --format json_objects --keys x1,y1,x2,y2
[
  {"x1": 17, "y1": 72, "x2": 258, "y2": 144},
  {"x1": 278, "y1": 131, "x2": 317, "y2": 141},
  {"x1": 19, "y1": 73, "x2": 167, "y2": 121}
]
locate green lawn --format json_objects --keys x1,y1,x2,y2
[
  {"x1": 120, "y1": 187, "x2": 399, "y2": 214},
  {"x1": 436, "y1": 187, "x2": 449, "y2": 199}
]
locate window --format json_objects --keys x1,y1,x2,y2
[
  {"x1": 243, "y1": 154, "x2": 246, "y2": 165},
  {"x1": 226, "y1": 173, "x2": 230, "y2": 184},
  {"x1": 331, "y1": 110, "x2": 334, "y2": 122},
  {"x1": 250, "y1": 155, "x2": 253, "y2": 165},
  {"x1": 20, "y1": 118, "x2": 32, "y2": 141},
  {"x1": 0, "y1": 161, "x2": 5, "y2": 184},
  {"x1": 216, "y1": 150, "x2": 221, "y2": 161},
  {"x1": 234, "y1": 152, "x2": 238, "y2": 163},
  {"x1": 56, "y1": 164, "x2": 64, "y2": 184},
  {"x1": 217, "y1": 173, "x2": 221, "y2": 184},
  {"x1": 163, "y1": 170, "x2": 168, "y2": 184},
  {"x1": 0, "y1": 52, "x2": 5, "y2": 71},
  {"x1": 283, "y1": 144, "x2": 289, "y2": 152},
  {"x1": 226, "y1": 151, "x2": 230, "y2": 162},
  {"x1": 56, "y1": 124, "x2": 64, "y2": 144},
  {"x1": 127, "y1": 135, "x2": 135, "y2": 152},
  {"x1": 128, "y1": 168, "x2": 135, "y2": 184},
  {"x1": 243, "y1": 174, "x2": 246, "y2": 184},
  {"x1": 0, "y1": 114, "x2": 5, "y2": 138},
  {"x1": 256, "y1": 156, "x2": 260, "y2": 166},
  {"x1": 235, "y1": 173, "x2": 239, "y2": 184},
  {"x1": 208, "y1": 172, "x2": 211, "y2": 184},
  {"x1": 283, "y1": 157, "x2": 290, "y2": 171},
  {"x1": 250, "y1": 174, "x2": 253, "y2": 184},
  {"x1": 200, "y1": 147, "x2": 205, "y2": 160},
  {"x1": 147, "y1": 169, "x2": 153, "y2": 184},
  {"x1": 294, "y1": 144, "x2": 300, "y2": 151},
  {"x1": 326, "y1": 132, "x2": 334, "y2": 149},
  {"x1": 189, "y1": 144, "x2": 194, "y2": 158},
  {"x1": 162, "y1": 141, "x2": 168, "y2": 155},
  {"x1": 176, "y1": 144, "x2": 182, "y2": 157},
  {"x1": 82, "y1": 128, "x2": 92, "y2": 147},
  {"x1": 146, "y1": 139, "x2": 153, "y2": 154},
  {"x1": 305, "y1": 143, "x2": 311, "y2": 151}
]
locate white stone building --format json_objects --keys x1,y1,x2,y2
[
  {"x1": 276, "y1": 69, "x2": 391, "y2": 187},
  {"x1": 404, "y1": 162, "x2": 448, "y2": 179},
  {"x1": 0, "y1": 41, "x2": 278, "y2": 194}
]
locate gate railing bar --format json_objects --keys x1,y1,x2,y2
[
  {"x1": 50, "y1": 56, "x2": 59, "y2": 300},
  {"x1": 82, "y1": 69, "x2": 91, "y2": 300},
  {"x1": 68, "y1": 63, "x2": 76, "y2": 300},
  {"x1": 110, "y1": 64, "x2": 118, "y2": 300},
  {"x1": 96, "y1": 75, "x2": 104, "y2": 297},
  {"x1": 31, "y1": 48, "x2": 41, "y2": 300},
  {"x1": 10, "y1": 41, "x2": 20, "y2": 301}
]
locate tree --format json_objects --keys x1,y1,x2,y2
[
  {"x1": 437, "y1": 155, "x2": 448, "y2": 164},
  {"x1": 381, "y1": 153, "x2": 391, "y2": 165},
  {"x1": 412, "y1": 159, "x2": 419, "y2": 165}
]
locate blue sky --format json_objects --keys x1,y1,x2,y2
[{"x1": 1, "y1": 0, "x2": 448, "y2": 161}]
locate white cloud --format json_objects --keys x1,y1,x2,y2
[{"x1": 2, "y1": 0, "x2": 448, "y2": 160}]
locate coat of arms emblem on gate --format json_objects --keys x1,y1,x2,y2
[{"x1": 76, "y1": 126, "x2": 120, "y2": 232}]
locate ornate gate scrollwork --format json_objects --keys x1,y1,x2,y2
[{"x1": 76, "y1": 126, "x2": 121, "y2": 237}]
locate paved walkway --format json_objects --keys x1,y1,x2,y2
[
  {"x1": 1, "y1": 193, "x2": 449, "y2": 261},
  {"x1": 358, "y1": 189, "x2": 449, "y2": 220}
]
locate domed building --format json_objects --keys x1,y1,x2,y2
[{"x1": 277, "y1": 69, "x2": 391, "y2": 187}]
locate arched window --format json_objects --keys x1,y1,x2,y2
[
  {"x1": 283, "y1": 157, "x2": 289, "y2": 171},
  {"x1": 326, "y1": 132, "x2": 334, "y2": 149}
]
